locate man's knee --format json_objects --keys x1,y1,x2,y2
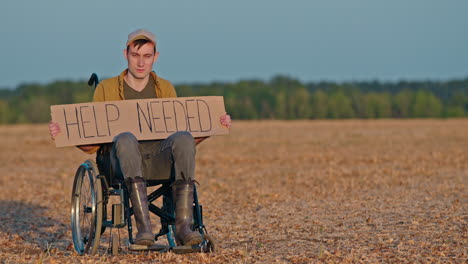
[
  {"x1": 111, "y1": 132, "x2": 141, "y2": 179},
  {"x1": 114, "y1": 132, "x2": 138, "y2": 149},
  {"x1": 171, "y1": 131, "x2": 195, "y2": 152}
]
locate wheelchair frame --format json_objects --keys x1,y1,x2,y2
[
  {"x1": 70, "y1": 159, "x2": 214, "y2": 255},
  {"x1": 69, "y1": 73, "x2": 214, "y2": 255}
]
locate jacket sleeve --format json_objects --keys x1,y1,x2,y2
[
  {"x1": 79, "y1": 145, "x2": 100, "y2": 154},
  {"x1": 93, "y1": 83, "x2": 105, "y2": 102},
  {"x1": 167, "y1": 82, "x2": 177, "y2": 98},
  {"x1": 158, "y1": 77, "x2": 177, "y2": 98}
]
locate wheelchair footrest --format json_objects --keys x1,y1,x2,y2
[{"x1": 128, "y1": 243, "x2": 168, "y2": 252}]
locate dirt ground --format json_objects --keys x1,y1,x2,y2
[{"x1": 0, "y1": 119, "x2": 466, "y2": 263}]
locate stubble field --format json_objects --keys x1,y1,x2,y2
[{"x1": 0, "y1": 119, "x2": 466, "y2": 263}]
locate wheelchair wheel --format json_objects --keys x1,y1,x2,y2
[{"x1": 71, "y1": 159, "x2": 103, "y2": 255}]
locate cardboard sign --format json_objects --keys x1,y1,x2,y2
[{"x1": 50, "y1": 96, "x2": 228, "y2": 147}]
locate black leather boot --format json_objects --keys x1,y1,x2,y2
[
  {"x1": 173, "y1": 180, "x2": 203, "y2": 246},
  {"x1": 126, "y1": 177, "x2": 155, "y2": 245}
]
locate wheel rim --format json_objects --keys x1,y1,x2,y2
[
  {"x1": 71, "y1": 160, "x2": 102, "y2": 255},
  {"x1": 80, "y1": 167, "x2": 94, "y2": 250}
]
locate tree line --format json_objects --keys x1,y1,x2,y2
[{"x1": 0, "y1": 75, "x2": 466, "y2": 124}]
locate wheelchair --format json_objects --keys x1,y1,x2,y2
[{"x1": 69, "y1": 74, "x2": 215, "y2": 255}]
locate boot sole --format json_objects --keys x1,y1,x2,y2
[
  {"x1": 134, "y1": 239, "x2": 156, "y2": 246},
  {"x1": 129, "y1": 244, "x2": 167, "y2": 252},
  {"x1": 172, "y1": 244, "x2": 202, "y2": 254}
]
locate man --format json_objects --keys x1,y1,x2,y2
[{"x1": 49, "y1": 29, "x2": 231, "y2": 246}]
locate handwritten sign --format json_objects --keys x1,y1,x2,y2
[{"x1": 50, "y1": 96, "x2": 228, "y2": 147}]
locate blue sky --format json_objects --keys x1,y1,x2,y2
[{"x1": 1, "y1": 0, "x2": 467, "y2": 89}]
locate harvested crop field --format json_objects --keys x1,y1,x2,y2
[{"x1": 0, "y1": 119, "x2": 466, "y2": 263}]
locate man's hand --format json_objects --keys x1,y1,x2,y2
[
  {"x1": 49, "y1": 121, "x2": 98, "y2": 153},
  {"x1": 220, "y1": 113, "x2": 232, "y2": 129},
  {"x1": 195, "y1": 113, "x2": 231, "y2": 146},
  {"x1": 49, "y1": 121, "x2": 60, "y2": 140}
]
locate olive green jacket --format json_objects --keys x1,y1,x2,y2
[{"x1": 83, "y1": 70, "x2": 177, "y2": 154}]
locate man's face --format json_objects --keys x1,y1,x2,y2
[{"x1": 124, "y1": 42, "x2": 159, "y2": 80}]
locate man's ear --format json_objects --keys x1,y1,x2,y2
[
  {"x1": 153, "y1": 51, "x2": 160, "y2": 63},
  {"x1": 123, "y1": 49, "x2": 128, "y2": 60}
]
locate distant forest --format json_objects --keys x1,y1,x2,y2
[{"x1": 0, "y1": 75, "x2": 466, "y2": 124}]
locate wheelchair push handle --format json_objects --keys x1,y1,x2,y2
[{"x1": 88, "y1": 73, "x2": 99, "y2": 88}]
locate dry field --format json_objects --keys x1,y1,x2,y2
[{"x1": 0, "y1": 119, "x2": 466, "y2": 263}]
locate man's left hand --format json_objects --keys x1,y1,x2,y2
[{"x1": 220, "y1": 113, "x2": 232, "y2": 129}]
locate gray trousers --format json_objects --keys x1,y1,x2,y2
[{"x1": 110, "y1": 131, "x2": 196, "y2": 181}]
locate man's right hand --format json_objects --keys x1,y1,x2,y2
[
  {"x1": 49, "y1": 121, "x2": 60, "y2": 140},
  {"x1": 49, "y1": 120, "x2": 99, "y2": 153}
]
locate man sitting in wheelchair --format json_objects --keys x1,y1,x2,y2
[{"x1": 49, "y1": 29, "x2": 231, "y2": 247}]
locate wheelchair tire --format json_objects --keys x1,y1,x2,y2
[{"x1": 71, "y1": 159, "x2": 103, "y2": 255}]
